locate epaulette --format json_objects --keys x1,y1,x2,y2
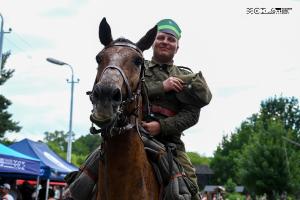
[
  {"x1": 177, "y1": 66, "x2": 194, "y2": 74},
  {"x1": 144, "y1": 60, "x2": 152, "y2": 69}
]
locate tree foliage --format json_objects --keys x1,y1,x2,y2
[
  {"x1": 260, "y1": 96, "x2": 300, "y2": 135},
  {"x1": 72, "y1": 134, "x2": 101, "y2": 156},
  {"x1": 43, "y1": 130, "x2": 101, "y2": 166},
  {"x1": 44, "y1": 130, "x2": 68, "y2": 158},
  {"x1": 210, "y1": 120, "x2": 256, "y2": 184},
  {"x1": 239, "y1": 120, "x2": 300, "y2": 198},
  {"x1": 224, "y1": 178, "x2": 236, "y2": 193},
  {"x1": 0, "y1": 52, "x2": 21, "y2": 139},
  {"x1": 210, "y1": 96, "x2": 300, "y2": 198},
  {"x1": 187, "y1": 152, "x2": 211, "y2": 165}
]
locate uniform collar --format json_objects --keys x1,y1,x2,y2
[{"x1": 149, "y1": 57, "x2": 174, "y2": 68}]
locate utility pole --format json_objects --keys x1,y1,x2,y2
[
  {"x1": 0, "y1": 13, "x2": 4, "y2": 77},
  {"x1": 0, "y1": 13, "x2": 12, "y2": 78}
]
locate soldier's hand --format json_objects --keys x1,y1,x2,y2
[
  {"x1": 163, "y1": 76, "x2": 184, "y2": 92},
  {"x1": 141, "y1": 121, "x2": 161, "y2": 136}
]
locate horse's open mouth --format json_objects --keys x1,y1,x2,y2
[{"x1": 90, "y1": 113, "x2": 113, "y2": 128}]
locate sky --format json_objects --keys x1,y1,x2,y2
[{"x1": 1, "y1": 0, "x2": 299, "y2": 157}]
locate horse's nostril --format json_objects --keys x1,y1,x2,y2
[
  {"x1": 92, "y1": 84, "x2": 121, "y2": 103},
  {"x1": 112, "y1": 88, "x2": 121, "y2": 102},
  {"x1": 93, "y1": 86, "x2": 101, "y2": 99}
]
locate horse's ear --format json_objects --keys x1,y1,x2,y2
[
  {"x1": 136, "y1": 25, "x2": 157, "y2": 52},
  {"x1": 99, "y1": 17, "x2": 113, "y2": 46}
]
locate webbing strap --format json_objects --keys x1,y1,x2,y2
[{"x1": 170, "y1": 173, "x2": 184, "y2": 180}]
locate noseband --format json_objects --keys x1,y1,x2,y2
[{"x1": 88, "y1": 42, "x2": 145, "y2": 137}]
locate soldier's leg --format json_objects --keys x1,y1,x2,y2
[
  {"x1": 63, "y1": 147, "x2": 101, "y2": 199},
  {"x1": 176, "y1": 150, "x2": 201, "y2": 200}
]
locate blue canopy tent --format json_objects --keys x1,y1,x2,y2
[
  {"x1": 0, "y1": 143, "x2": 40, "y2": 178},
  {"x1": 10, "y1": 139, "x2": 79, "y2": 200},
  {"x1": 10, "y1": 139, "x2": 78, "y2": 181}
]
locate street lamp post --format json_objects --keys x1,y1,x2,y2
[{"x1": 46, "y1": 57, "x2": 79, "y2": 162}]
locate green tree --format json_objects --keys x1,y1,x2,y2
[
  {"x1": 187, "y1": 152, "x2": 211, "y2": 165},
  {"x1": 224, "y1": 178, "x2": 237, "y2": 193},
  {"x1": 43, "y1": 130, "x2": 68, "y2": 158},
  {"x1": 0, "y1": 52, "x2": 21, "y2": 139},
  {"x1": 72, "y1": 134, "x2": 101, "y2": 155},
  {"x1": 210, "y1": 96, "x2": 300, "y2": 193},
  {"x1": 71, "y1": 134, "x2": 101, "y2": 166},
  {"x1": 239, "y1": 119, "x2": 300, "y2": 199},
  {"x1": 43, "y1": 131, "x2": 101, "y2": 166},
  {"x1": 225, "y1": 193, "x2": 245, "y2": 200},
  {"x1": 260, "y1": 96, "x2": 300, "y2": 134},
  {"x1": 210, "y1": 119, "x2": 256, "y2": 184}
]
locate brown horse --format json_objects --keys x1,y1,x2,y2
[{"x1": 89, "y1": 18, "x2": 160, "y2": 200}]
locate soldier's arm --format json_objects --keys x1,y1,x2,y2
[
  {"x1": 145, "y1": 80, "x2": 165, "y2": 98},
  {"x1": 158, "y1": 104, "x2": 200, "y2": 136}
]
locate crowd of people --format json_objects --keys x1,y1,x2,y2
[{"x1": 0, "y1": 181, "x2": 62, "y2": 200}]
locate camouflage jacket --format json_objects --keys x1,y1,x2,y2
[{"x1": 143, "y1": 60, "x2": 211, "y2": 151}]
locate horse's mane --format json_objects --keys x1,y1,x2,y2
[{"x1": 112, "y1": 37, "x2": 135, "y2": 45}]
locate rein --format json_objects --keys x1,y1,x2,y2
[{"x1": 88, "y1": 42, "x2": 146, "y2": 138}]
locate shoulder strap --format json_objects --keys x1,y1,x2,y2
[
  {"x1": 177, "y1": 66, "x2": 193, "y2": 73},
  {"x1": 144, "y1": 60, "x2": 152, "y2": 69}
]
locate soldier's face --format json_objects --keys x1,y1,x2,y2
[{"x1": 152, "y1": 32, "x2": 179, "y2": 63}]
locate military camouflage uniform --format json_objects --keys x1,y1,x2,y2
[{"x1": 143, "y1": 59, "x2": 208, "y2": 200}]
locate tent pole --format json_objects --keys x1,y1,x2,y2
[
  {"x1": 45, "y1": 178, "x2": 50, "y2": 200},
  {"x1": 35, "y1": 176, "x2": 40, "y2": 200}
]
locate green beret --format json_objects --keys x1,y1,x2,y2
[{"x1": 157, "y1": 19, "x2": 181, "y2": 39}]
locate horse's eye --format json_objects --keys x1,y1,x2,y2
[
  {"x1": 133, "y1": 57, "x2": 143, "y2": 66},
  {"x1": 96, "y1": 55, "x2": 102, "y2": 64}
]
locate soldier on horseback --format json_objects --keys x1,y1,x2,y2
[
  {"x1": 63, "y1": 18, "x2": 211, "y2": 200},
  {"x1": 142, "y1": 19, "x2": 212, "y2": 200}
]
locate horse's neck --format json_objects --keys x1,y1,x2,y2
[
  {"x1": 104, "y1": 128, "x2": 146, "y2": 170},
  {"x1": 98, "y1": 98, "x2": 159, "y2": 199},
  {"x1": 100, "y1": 129, "x2": 156, "y2": 199}
]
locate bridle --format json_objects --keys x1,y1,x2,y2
[{"x1": 87, "y1": 41, "x2": 146, "y2": 138}]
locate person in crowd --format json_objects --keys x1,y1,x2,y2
[
  {"x1": 0, "y1": 183, "x2": 14, "y2": 200},
  {"x1": 8, "y1": 182, "x2": 21, "y2": 200},
  {"x1": 48, "y1": 189, "x2": 55, "y2": 200},
  {"x1": 38, "y1": 181, "x2": 54, "y2": 200},
  {"x1": 53, "y1": 186, "x2": 60, "y2": 200},
  {"x1": 212, "y1": 193, "x2": 217, "y2": 200},
  {"x1": 201, "y1": 191, "x2": 208, "y2": 200},
  {"x1": 19, "y1": 181, "x2": 34, "y2": 200}
]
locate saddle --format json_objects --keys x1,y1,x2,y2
[
  {"x1": 140, "y1": 127, "x2": 198, "y2": 199},
  {"x1": 63, "y1": 129, "x2": 196, "y2": 200}
]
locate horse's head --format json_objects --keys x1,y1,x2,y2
[{"x1": 89, "y1": 18, "x2": 157, "y2": 132}]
